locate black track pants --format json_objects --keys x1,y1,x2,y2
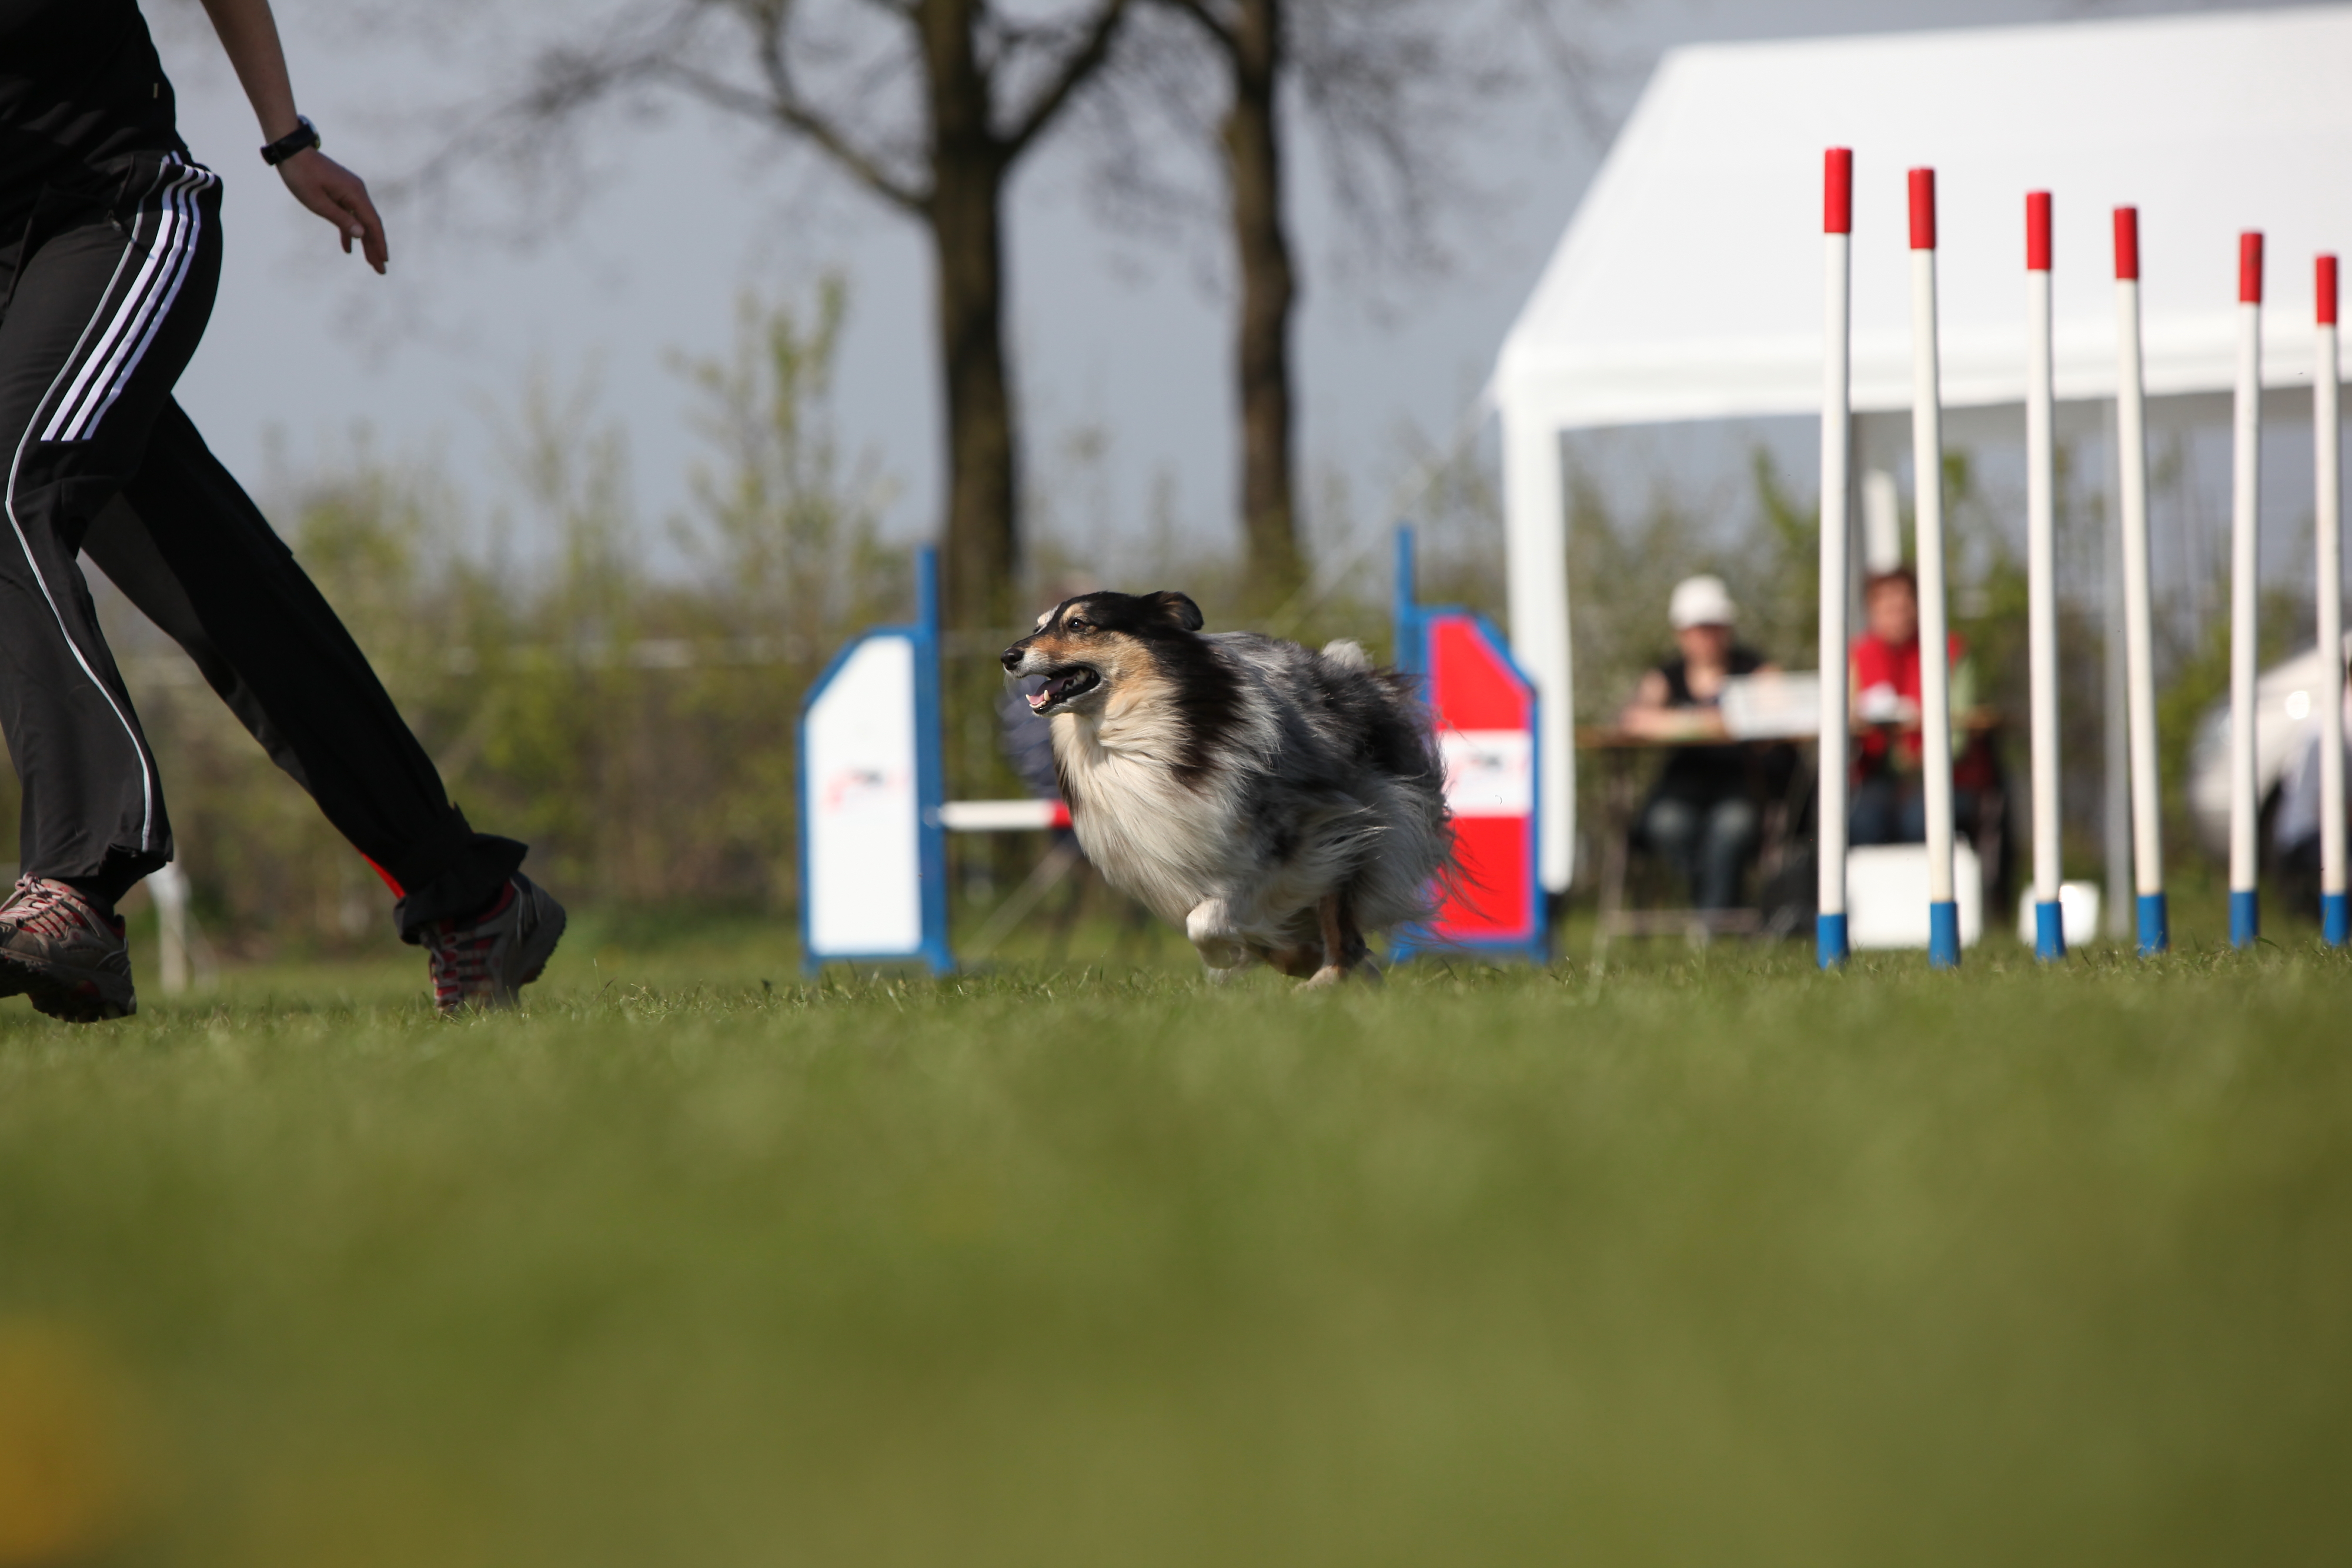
[{"x1": 0, "y1": 153, "x2": 522, "y2": 935}]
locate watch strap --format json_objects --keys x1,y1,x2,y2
[{"x1": 260, "y1": 115, "x2": 321, "y2": 167}]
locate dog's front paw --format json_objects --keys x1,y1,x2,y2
[
  {"x1": 1297, "y1": 965, "x2": 1348, "y2": 990},
  {"x1": 1187, "y1": 899, "x2": 1245, "y2": 969}
]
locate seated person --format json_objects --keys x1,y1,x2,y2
[
  {"x1": 1849, "y1": 567, "x2": 1993, "y2": 844},
  {"x1": 1620, "y1": 575, "x2": 1775, "y2": 910}
]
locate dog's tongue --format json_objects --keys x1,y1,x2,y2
[{"x1": 1029, "y1": 671, "x2": 1085, "y2": 710}]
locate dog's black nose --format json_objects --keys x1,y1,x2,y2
[{"x1": 999, "y1": 644, "x2": 1023, "y2": 671}]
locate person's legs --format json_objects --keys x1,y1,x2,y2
[
  {"x1": 1896, "y1": 784, "x2": 1928, "y2": 845},
  {"x1": 88, "y1": 407, "x2": 524, "y2": 937},
  {"x1": 1850, "y1": 774, "x2": 1897, "y2": 846},
  {"x1": 0, "y1": 158, "x2": 223, "y2": 910},
  {"x1": 0, "y1": 158, "x2": 554, "y2": 1014},
  {"x1": 1638, "y1": 794, "x2": 1702, "y2": 904},
  {"x1": 1695, "y1": 795, "x2": 1760, "y2": 911}
]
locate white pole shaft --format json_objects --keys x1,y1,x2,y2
[
  {"x1": 2229, "y1": 297, "x2": 2264, "y2": 902},
  {"x1": 2116, "y1": 276, "x2": 2165, "y2": 898},
  {"x1": 2026, "y1": 263, "x2": 2061, "y2": 911},
  {"x1": 2320, "y1": 315, "x2": 2346, "y2": 902},
  {"x1": 1819, "y1": 230, "x2": 1852, "y2": 924},
  {"x1": 1911, "y1": 246, "x2": 1957, "y2": 907},
  {"x1": 1501, "y1": 403, "x2": 1575, "y2": 894}
]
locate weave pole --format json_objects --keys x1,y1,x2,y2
[
  {"x1": 2114, "y1": 207, "x2": 2169, "y2": 953},
  {"x1": 1818, "y1": 148, "x2": 1853, "y2": 969},
  {"x1": 2318, "y1": 255, "x2": 2347, "y2": 945},
  {"x1": 1909, "y1": 169, "x2": 1960, "y2": 968},
  {"x1": 2025, "y1": 192, "x2": 2064, "y2": 959},
  {"x1": 2228, "y1": 232, "x2": 2266, "y2": 947}
]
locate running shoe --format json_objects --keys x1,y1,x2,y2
[
  {"x1": 421, "y1": 873, "x2": 566, "y2": 1014},
  {"x1": 0, "y1": 877, "x2": 136, "y2": 1022}
]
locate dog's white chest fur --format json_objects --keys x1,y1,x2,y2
[{"x1": 1049, "y1": 699, "x2": 1243, "y2": 926}]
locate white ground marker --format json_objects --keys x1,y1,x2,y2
[
  {"x1": 2114, "y1": 207, "x2": 2168, "y2": 953},
  {"x1": 1909, "y1": 168, "x2": 1960, "y2": 968},
  {"x1": 2229, "y1": 232, "x2": 2266, "y2": 947},
  {"x1": 1818, "y1": 147, "x2": 1853, "y2": 969},
  {"x1": 2318, "y1": 254, "x2": 2348, "y2": 945},
  {"x1": 2025, "y1": 191, "x2": 2064, "y2": 960}
]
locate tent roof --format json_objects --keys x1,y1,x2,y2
[{"x1": 1494, "y1": 4, "x2": 2352, "y2": 433}]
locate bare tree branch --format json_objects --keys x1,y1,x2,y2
[
  {"x1": 740, "y1": 5, "x2": 930, "y2": 210},
  {"x1": 1511, "y1": 0, "x2": 1620, "y2": 143},
  {"x1": 652, "y1": 59, "x2": 927, "y2": 210},
  {"x1": 1004, "y1": 0, "x2": 1135, "y2": 157},
  {"x1": 1160, "y1": 0, "x2": 1237, "y2": 53}
]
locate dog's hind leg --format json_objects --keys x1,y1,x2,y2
[
  {"x1": 1298, "y1": 893, "x2": 1350, "y2": 989},
  {"x1": 1269, "y1": 944, "x2": 1322, "y2": 979}
]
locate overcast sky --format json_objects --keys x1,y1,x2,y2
[{"x1": 151, "y1": 0, "x2": 2293, "y2": 581}]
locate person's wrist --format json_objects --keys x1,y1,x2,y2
[{"x1": 260, "y1": 115, "x2": 321, "y2": 167}]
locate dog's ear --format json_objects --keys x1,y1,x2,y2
[{"x1": 1143, "y1": 591, "x2": 1205, "y2": 632}]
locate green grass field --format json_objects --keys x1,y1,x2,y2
[{"x1": 4, "y1": 921, "x2": 2350, "y2": 1567}]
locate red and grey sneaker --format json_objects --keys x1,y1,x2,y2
[
  {"x1": 420, "y1": 873, "x2": 566, "y2": 1014},
  {"x1": 0, "y1": 877, "x2": 136, "y2": 1022}
]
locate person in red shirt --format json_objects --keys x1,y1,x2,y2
[{"x1": 1849, "y1": 569, "x2": 1993, "y2": 845}]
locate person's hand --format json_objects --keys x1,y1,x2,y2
[{"x1": 276, "y1": 149, "x2": 387, "y2": 273}]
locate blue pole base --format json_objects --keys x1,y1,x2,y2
[
  {"x1": 2228, "y1": 888, "x2": 2259, "y2": 948},
  {"x1": 1927, "y1": 900, "x2": 1960, "y2": 969},
  {"x1": 1816, "y1": 912, "x2": 1849, "y2": 969},
  {"x1": 2137, "y1": 892, "x2": 2170, "y2": 957},
  {"x1": 2033, "y1": 900, "x2": 2066, "y2": 961},
  {"x1": 2324, "y1": 891, "x2": 2350, "y2": 947}
]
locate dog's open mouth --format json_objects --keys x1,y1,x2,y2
[{"x1": 1027, "y1": 666, "x2": 1101, "y2": 711}]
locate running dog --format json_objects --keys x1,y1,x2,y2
[{"x1": 1000, "y1": 590, "x2": 1452, "y2": 985}]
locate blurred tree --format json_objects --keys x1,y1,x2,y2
[
  {"x1": 1087, "y1": 0, "x2": 1612, "y2": 616},
  {"x1": 480, "y1": 0, "x2": 1135, "y2": 640}
]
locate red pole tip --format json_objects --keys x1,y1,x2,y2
[
  {"x1": 2113, "y1": 207, "x2": 2140, "y2": 281},
  {"x1": 2239, "y1": 232, "x2": 2264, "y2": 304},
  {"x1": 2321, "y1": 255, "x2": 2340, "y2": 326},
  {"x1": 1823, "y1": 148, "x2": 1852, "y2": 235},
  {"x1": 1908, "y1": 168, "x2": 1936, "y2": 250},
  {"x1": 2026, "y1": 191, "x2": 2052, "y2": 272}
]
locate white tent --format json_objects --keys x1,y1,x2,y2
[{"x1": 1495, "y1": 4, "x2": 2352, "y2": 891}]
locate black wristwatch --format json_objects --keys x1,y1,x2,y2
[{"x1": 260, "y1": 115, "x2": 321, "y2": 167}]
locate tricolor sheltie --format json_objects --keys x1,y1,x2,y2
[{"x1": 1001, "y1": 590, "x2": 1453, "y2": 985}]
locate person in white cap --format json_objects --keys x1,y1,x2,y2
[{"x1": 1619, "y1": 575, "x2": 1778, "y2": 910}]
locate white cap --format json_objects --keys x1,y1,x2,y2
[{"x1": 1668, "y1": 574, "x2": 1736, "y2": 630}]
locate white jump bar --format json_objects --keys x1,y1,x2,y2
[{"x1": 938, "y1": 799, "x2": 1072, "y2": 832}]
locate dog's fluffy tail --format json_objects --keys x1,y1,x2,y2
[{"x1": 1320, "y1": 638, "x2": 1371, "y2": 673}]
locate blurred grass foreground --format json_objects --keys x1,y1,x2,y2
[{"x1": 3, "y1": 941, "x2": 2350, "y2": 1566}]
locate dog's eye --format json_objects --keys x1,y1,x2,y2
[{"x1": 1064, "y1": 617, "x2": 1090, "y2": 634}]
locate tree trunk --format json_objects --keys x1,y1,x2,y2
[
  {"x1": 1224, "y1": 0, "x2": 1304, "y2": 613},
  {"x1": 920, "y1": 0, "x2": 1019, "y2": 638}
]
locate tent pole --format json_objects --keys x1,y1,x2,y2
[
  {"x1": 2317, "y1": 255, "x2": 2347, "y2": 944},
  {"x1": 2026, "y1": 192, "x2": 2064, "y2": 959},
  {"x1": 1909, "y1": 168, "x2": 1961, "y2": 969},
  {"x1": 1501, "y1": 403, "x2": 1575, "y2": 899},
  {"x1": 2114, "y1": 206, "x2": 2168, "y2": 954},
  {"x1": 1817, "y1": 148, "x2": 1853, "y2": 969}
]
